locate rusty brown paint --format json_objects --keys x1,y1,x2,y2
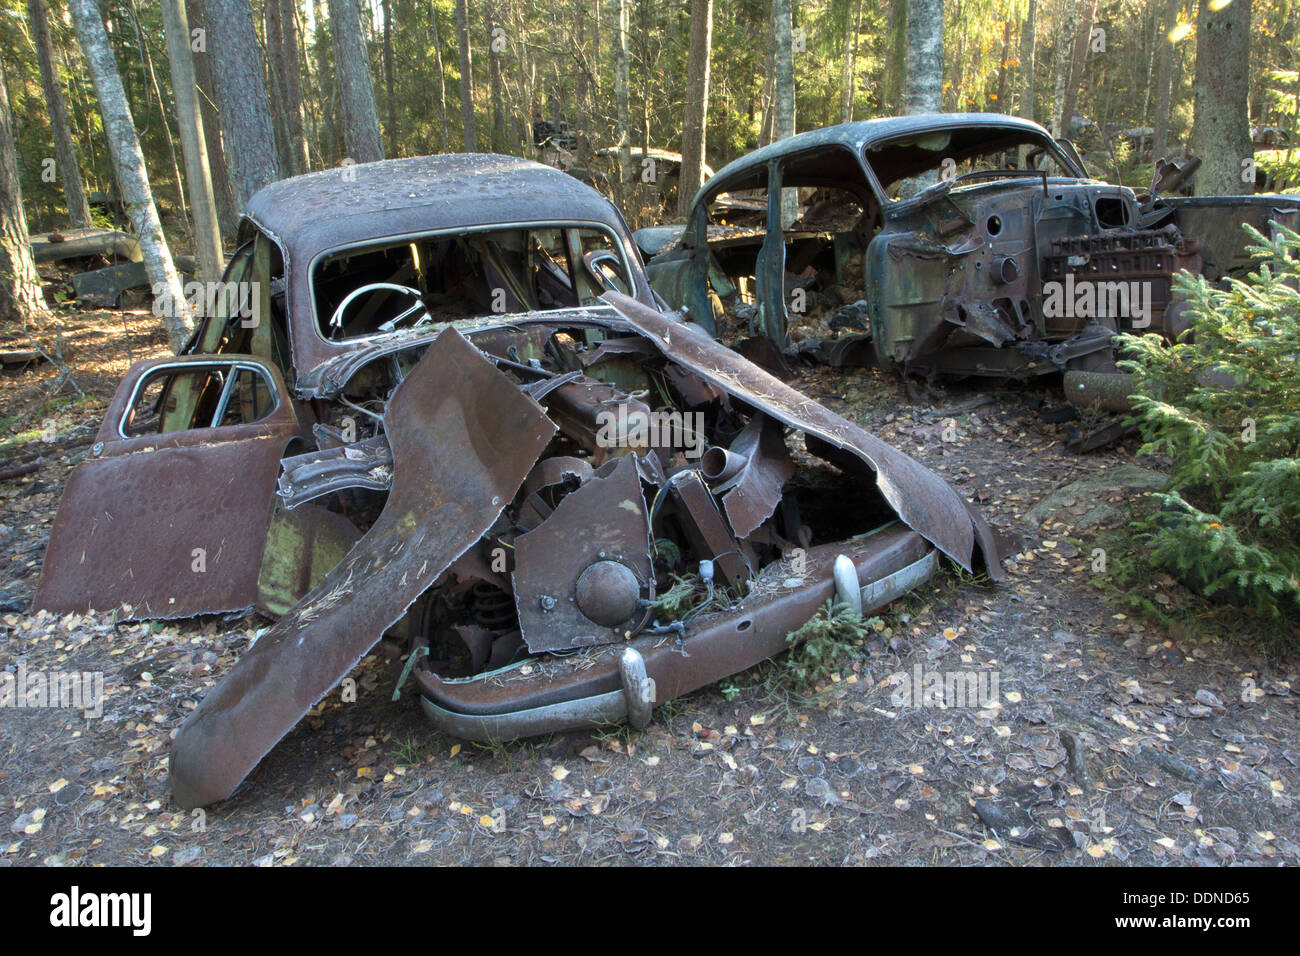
[
  {"x1": 601, "y1": 291, "x2": 1003, "y2": 579},
  {"x1": 168, "y1": 328, "x2": 555, "y2": 808}
]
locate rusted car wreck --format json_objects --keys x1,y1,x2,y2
[
  {"x1": 33, "y1": 155, "x2": 1001, "y2": 808},
  {"x1": 642, "y1": 113, "x2": 1300, "y2": 403}
]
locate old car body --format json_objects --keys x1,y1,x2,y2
[
  {"x1": 642, "y1": 113, "x2": 1300, "y2": 395},
  {"x1": 32, "y1": 154, "x2": 1001, "y2": 808}
]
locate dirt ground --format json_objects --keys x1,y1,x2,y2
[{"x1": 1, "y1": 305, "x2": 1296, "y2": 867}]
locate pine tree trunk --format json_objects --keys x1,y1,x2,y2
[
  {"x1": 280, "y1": 0, "x2": 312, "y2": 171},
  {"x1": 188, "y1": 0, "x2": 240, "y2": 238},
  {"x1": 264, "y1": 0, "x2": 295, "y2": 175},
  {"x1": 1152, "y1": 0, "x2": 1180, "y2": 161},
  {"x1": 205, "y1": 0, "x2": 281, "y2": 207},
  {"x1": 1050, "y1": 0, "x2": 1076, "y2": 135},
  {"x1": 428, "y1": 1, "x2": 450, "y2": 152},
  {"x1": 994, "y1": 16, "x2": 1011, "y2": 111},
  {"x1": 28, "y1": 0, "x2": 92, "y2": 229},
  {"x1": 678, "y1": 0, "x2": 712, "y2": 219},
  {"x1": 0, "y1": 55, "x2": 48, "y2": 324},
  {"x1": 1191, "y1": 0, "x2": 1252, "y2": 195},
  {"x1": 903, "y1": 0, "x2": 944, "y2": 114},
  {"x1": 328, "y1": 0, "x2": 384, "y2": 162},
  {"x1": 313, "y1": 0, "x2": 340, "y2": 164},
  {"x1": 67, "y1": 0, "x2": 190, "y2": 350},
  {"x1": 161, "y1": 0, "x2": 224, "y2": 284},
  {"x1": 455, "y1": 0, "x2": 477, "y2": 150}
]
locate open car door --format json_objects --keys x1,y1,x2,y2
[{"x1": 34, "y1": 354, "x2": 302, "y2": 620}]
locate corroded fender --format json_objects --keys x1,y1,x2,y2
[
  {"x1": 601, "y1": 291, "x2": 1004, "y2": 579},
  {"x1": 169, "y1": 329, "x2": 556, "y2": 808}
]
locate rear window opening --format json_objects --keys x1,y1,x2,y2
[{"x1": 312, "y1": 225, "x2": 632, "y2": 340}]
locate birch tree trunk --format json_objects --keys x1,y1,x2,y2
[
  {"x1": 903, "y1": 0, "x2": 944, "y2": 114},
  {"x1": 1050, "y1": 0, "x2": 1077, "y2": 135},
  {"x1": 67, "y1": 0, "x2": 190, "y2": 350},
  {"x1": 614, "y1": 0, "x2": 631, "y2": 181},
  {"x1": 678, "y1": 0, "x2": 712, "y2": 218},
  {"x1": 1018, "y1": 0, "x2": 1037, "y2": 122},
  {"x1": 487, "y1": 0, "x2": 507, "y2": 152},
  {"x1": 382, "y1": 0, "x2": 397, "y2": 157},
  {"x1": 206, "y1": 0, "x2": 280, "y2": 207},
  {"x1": 0, "y1": 55, "x2": 48, "y2": 324},
  {"x1": 841, "y1": 0, "x2": 862, "y2": 123},
  {"x1": 161, "y1": 0, "x2": 223, "y2": 284},
  {"x1": 328, "y1": 0, "x2": 384, "y2": 162},
  {"x1": 455, "y1": 0, "x2": 477, "y2": 150},
  {"x1": 1191, "y1": 0, "x2": 1252, "y2": 195},
  {"x1": 28, "y1": 0, "x2": 92, "y2": 229}
]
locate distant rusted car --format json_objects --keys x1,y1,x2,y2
[
  {"x1": 642, "y1": 113, "x2": 1300, "y2": 405},
  {"x1": 33, "y1": 155, "x2": 1001, "y2": 808}
]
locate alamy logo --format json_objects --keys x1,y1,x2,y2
[
  {"x1": 1042, "y1": 274, "x2": 1151, "y2": 328},
  {"x1": 0, "y1": 660, "x2": 103, "y2": 718},
  {"x1": 594, "y1": 407, "x2": 706, "y2": 459},
  {"x1": 888, "y1": 664, "x2": 1000, "y2": 709},
  {"x1": 49, "y1": 886, "x2": 151, "y2": 936}
]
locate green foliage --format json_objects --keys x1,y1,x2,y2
[
  {"x1": 782, "y1": 598, "x2": 877, "y2": 689},
  {"x1": 1116, "y1": 225, "x2": 1300, "y2": 620}
]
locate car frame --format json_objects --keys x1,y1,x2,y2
[{"x1": 33, "y1": 154, "x2": 1002, "y2": 808}]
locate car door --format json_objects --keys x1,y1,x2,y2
[{"x1": 34, "y1": 354, "x2": 303, "y2": 620}]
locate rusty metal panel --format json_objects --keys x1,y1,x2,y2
[
  {"x1": 601, "y1": 291, "x2": 1003, "y2": 579},
  {"x1": 512, "y1": 454, "x2": 652, "y2": 653},
  {"x1": 34, "y1": 355, "x2": 302, "y2": 619},
  {"x1": 33, "y1": 437, "x2": 292, "y2": 619},
  {"x1": 705, "y1": 412, "x2": 794, "y2": 539},
  {"x1": 169, "y1": 328, "x2": 555, "y2": 808}
]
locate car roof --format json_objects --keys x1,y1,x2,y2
[
  {"x1": 243, "y1": 153, "x2": 627, "y2": 263},
  {"x1": 698, "y1": 113, "x2": 1057, "y2": 204}
]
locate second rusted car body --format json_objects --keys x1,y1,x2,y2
[
  {"x1": 643, "y1": 113, "x2": 1300, "y2": 397},
  {"x1": 34, "y1": 155, "x2": 1001, "y2": 808}
]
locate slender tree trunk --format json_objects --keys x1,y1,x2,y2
[
  {"x1": 841, "y1": 0, "x2": 862, "y2": 123},
  {"x1": 994, "y1": 16, "x2": 1011, "y2": 110},
  {"x1": 487, "y1": 0, "x2": 506, "y2": 152},
  {"x1": 455, "y1": 0, "x2": 477, "y2": 150},
  {"x1": 280, "y1": 0, "x2": 312, "y2": 171},
  {"x1": 161, "y1": 0, "x2": 223, "y2": 283},
  {"x1": 313, "y1": 0, "x2": 339, "y2": 163},
  {"x1": 678, "y1": 0, "x2": 712, "y2": 218},
  {"x1": 613, "y1": 0, "x2": 631, "y2": 180},
  {"x1": 773, "y1": 0, "x2": 796, "y2": 226},
  {"x1": 903, "y1": 0, "x2": 944, "y2": 114},
  {"x1": 1050, "y1": 0, "x2": 1076, "y2": 135},
  {"x1": 188, "y1": 0, "x2": 239, "y2": 237},
  {"x1": 1018, "y1": 0, "x2": 1037, "y2": 121},
  {"x1": 267, "y1": 0, "x2": 311, "y2": 174},
  {"x1": 1191, "y1": 0, "x2": 1252, "y2": 195},
  {"x1": 67, "y1": 0, "x2": 190, "y2": 349},
  {"x1": 382, "y1": 0, "x2": 396, "y2": 157},
  {"x1": 328, "y1": 0, "x2": 384, "y2": 162},
  {"x1": 206, "y1": 0, "x2": 281, "y2": 207},
  {"x1": 264, "y1": 0, "x2": 294, "y2": 174},
  {"x1": 1152, "y1": 0, "x2": 1180, "y2": 161},
  {"x1": 428, "y1": 1, "x2": 450, "y2": 151},
  {"x1": 1060, "y1": 0, "x2": 1097, "y2": 134},
  {"x1": 28, "y1": 0, "x2": 92, "y2": 229},
  {"x1": 0, "y1": 55, "x2": 48, "y2": 324},
  {"x1": 884, "y1": 0, "x2": 908, "y2": 112}
]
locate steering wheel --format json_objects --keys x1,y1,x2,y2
[{"x1": 327, "y1": 282, "x2": 427, "y2": 337}]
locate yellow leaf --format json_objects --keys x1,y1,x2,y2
[
  {"x1": 449, "y1": 744, "x2": 461, "y2": 758},
  {"x1": 412, "y1": 840, "x2": 433, "y2": 853},
  {"x1": 49, "y1": 779, "x2": 68, "y2": 794},
  {"x1": 149, "y1": 845, "x2": 168, "y2": 858},
  {"x1": 1087, "y1": 844, "x2": 1106, "y2": 858},
  {"x1": 551, "y1": 765, "x2": 569, "y2": 781}
]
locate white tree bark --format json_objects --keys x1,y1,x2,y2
[
  {"x1": 67, "y1": 0, "x2": 191, "y2": 350},
  {"x1": 614, "y1": 0, "x2": 631, "y2": 181},
  {"x1": 773, "y1": 0, "x2": 796, "y2": 226},
  {"x1": 903, "y1": 0, "x2": 944, "y2": 114},
  {"x1": 161, "y1": 0, "x2": 223, "y2": 284}
]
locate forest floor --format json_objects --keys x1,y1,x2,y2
[{"x1": 0, "y1": 304, "x2": 1297, "y2": 867}]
